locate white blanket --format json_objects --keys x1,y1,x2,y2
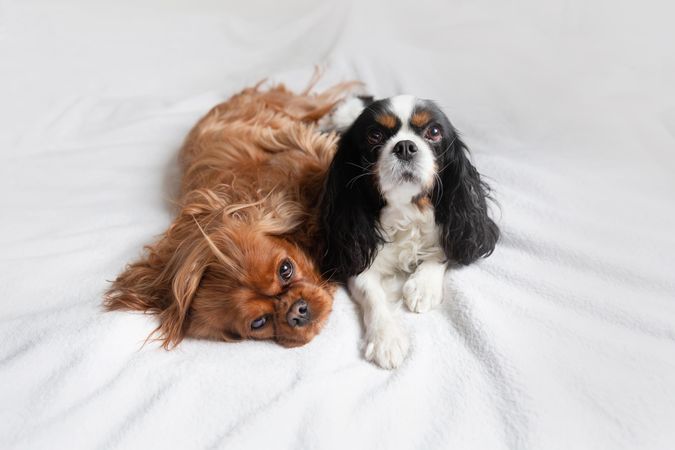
[{"x1": 1, "y1": 1, "x2": 674, "y2": 449}]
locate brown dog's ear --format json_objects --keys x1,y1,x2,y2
[
  {"x1": 153, "y1": 240, "x2": 209, "y2": 348},
  {"x1": 254, "y1": 194, "x2": 304, "y2": 236},
  {"x1": 106, "y1": 188, "x2": 250, "y2": 348},
  {"x1": 104, "y1": 256, "x2": 166, "y2": 315},
  {"x1": 106, "y1": 190, "x2": 225, "y2": 348},
  {"x1": 106, "y1": 236, "x2": 211, "y2": 349}
]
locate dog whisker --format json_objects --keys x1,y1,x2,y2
[{"x1": 346, "y1": 171, "x2": 374, "y2": 188}]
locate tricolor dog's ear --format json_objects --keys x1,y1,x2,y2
[
  {"x1": 432, "y1": 132, "x2": 499, "y2": 265},
  {"x1": 319, "y1": 95, "x2": 374, "y2": 133},
  {"x1": 319, "y1": 125, "x2": 384, "y2": 282}
]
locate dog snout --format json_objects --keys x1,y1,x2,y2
[
  {"x1": 393, "y1": 140, "x2": 417, "y2": 162},
  {"x1": 286, "y1": 299, "x2": 311, "y2": 327}
]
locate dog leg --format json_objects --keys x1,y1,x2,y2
[
  {"x1": 403, "y1": 259, "x2": 446, "y2": 313},
  {"x1": 349, "y1": 271, "x2": 410, "y2": 369}
]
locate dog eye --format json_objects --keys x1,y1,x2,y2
[
  {"x1": 367, "y1": 129, "x2": 384, "y2": 145},
  {"x1": 251, "y1": 316, "x2": 268, "y2": 330},
  {"x1": 279, "y1": 259, "x2": 294, "y2": 281},
  {"x1": 424, "y1": 125, "x2": 442, "y2": 142}
]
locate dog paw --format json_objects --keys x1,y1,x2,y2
[
  {"x1": 403, "y1": 273, "x2": 443, "y2": 313},
  {"x1": 364, "y1": 321, "x2": 410, "y2": 369},
  {"x1": 318, "y1": 96, "x2": 368, "y2": 132}
]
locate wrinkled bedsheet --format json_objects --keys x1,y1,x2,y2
[{"x1": 1, "y1": 1, "x2": 674, "y2": 449}]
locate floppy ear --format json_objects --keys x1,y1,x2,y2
[
  {"x1": 319, "y1": 131, "x2": 384, "y2": 282},
  {"x1": 154, "y1": 238, "x2": 211, "y2": 348},
  {"x1": 105, "y1": 188, "x2": 227, "y2": 348},
  {"x1": 432, "y1": 134, "x2": 499, "y2": 265},
  {"x1": 105, "y1": 230, "x2": 211, "y2": 349}
]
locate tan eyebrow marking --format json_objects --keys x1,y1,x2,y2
[
  {"x1": 375, "y1": 113, "x2": 397, "y2": 129},
  {"x1": 411, "y1": 110, "x2": 431, "y2": 128}
]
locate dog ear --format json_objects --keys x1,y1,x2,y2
[
  {"x1": 154, "y1": 239, "x2": 210, "y2": 348},
  {"x1": 105, "y1": 189, "x2": 229, "y2": 348},
  {"x1": 432, "y1": 134, "x2": 499, "y2": 265},
  {"x1": 252, "y1": 193, "x2": 304, "y2": 236},
  {"x1": 320, "y1": 130, "x2": 384, "y2": 281},
  {"x1": 105, "y1": 228, "x2": 211, "y2": 349}
]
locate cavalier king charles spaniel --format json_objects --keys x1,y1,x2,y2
[
  {"x1": 105, "y1": 81, "x2": 356, "y2": 349},
  {"x1": 320, "y1": 95, "x2": 499, "y2": 368}
]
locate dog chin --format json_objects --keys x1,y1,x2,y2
[
  {"x1": 399, "y1": 170, "x2": 419, "y2": 183},
  {"x1": 381, "y1": 178, "x2": 425, "y2": 204}
]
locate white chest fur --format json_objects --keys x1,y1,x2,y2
[
  {"x1": 375, "y1": 201, "x2": 443, "y2": 273},
  {"x1": 350, "y1": 198, "x2": 447, "y2": 368}
]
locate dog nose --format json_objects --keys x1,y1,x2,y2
[
  {"x1": 393, "y1": 140, "x2": 417, "y2": 161},
  {"x1": 286, "y1": 299, "x2": 311, "y2": 327}
]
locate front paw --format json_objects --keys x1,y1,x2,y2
[
  {"x1": 403, "y1": 275, "x2": 443, "y2": 313},
  {"x1": 364, "y1": 322, "x2": 410, "y2": 369}
]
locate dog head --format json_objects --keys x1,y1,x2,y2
[
  {"x1": 106, "y1": 188, "x2": 334, "y2": 349},
  {"x1": 320, "y1": 95, "x2": 499, "y2": 280}
]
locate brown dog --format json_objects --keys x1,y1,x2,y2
[{"x1": 105, "y1": 80, "x2": 354, "y2": 348}]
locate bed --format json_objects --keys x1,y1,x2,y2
[{"x1": 1, "y1": 0, "x2": 674, "y2": 448}]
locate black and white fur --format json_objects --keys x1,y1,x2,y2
[{"x1": 320, "y1": 95, "x2": 499, "y2": 369}]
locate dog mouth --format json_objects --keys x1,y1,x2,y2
[
  {"x1": 273, "y1": 282, "x2": 334, "y2": 347},
  {"x1": 400, "y1": 170, "x2": 419, "y2": 183},
  {"x1": 276, "y1": 336, "x2": 310, "y2": 348},
  {"x1": 275, "y1": 319, "x2": 325, "y2": 348}
]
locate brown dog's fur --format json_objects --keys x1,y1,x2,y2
[{"x1": 105, "y1": 80, "x2": 354, "y2": 348}]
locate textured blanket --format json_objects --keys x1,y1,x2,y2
[{"x1": 1, "y1": 0, "x2": 674, "y2": 449}]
